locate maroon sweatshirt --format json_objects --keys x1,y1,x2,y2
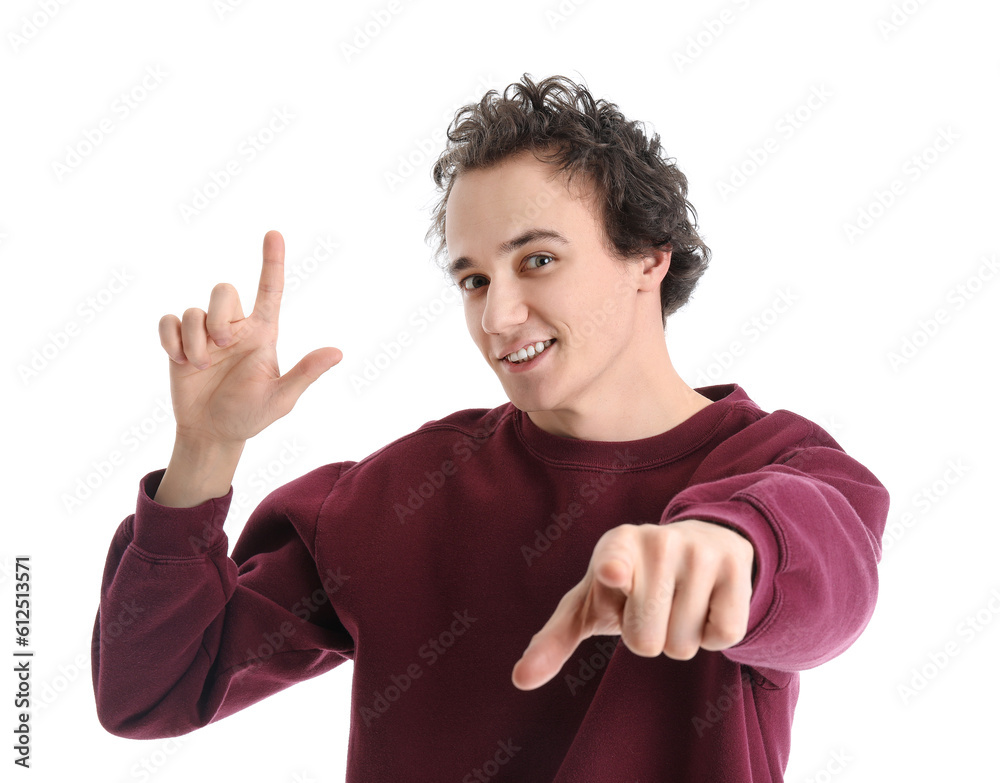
[{"x1": 92, "y1": 383, "x2": 889, "y2": 781}]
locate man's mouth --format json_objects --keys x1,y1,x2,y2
[{"x1": 503, "y1": 339, "x2": 556, "y2": 364}]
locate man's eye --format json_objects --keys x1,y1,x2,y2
[
  {"x1": 459, "y1": 257, "x2": 551, "y2": 291},
  {"x1": 461, "y1": 274, "x2": 488, "y2": 291}
]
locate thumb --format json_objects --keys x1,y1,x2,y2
[{"x1": 270, "y1": 346, "x2": 342, "y2": 415}]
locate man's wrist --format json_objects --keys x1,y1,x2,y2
[{"x1": 152, "y1": 436, "x2": 245, "y2": 508}]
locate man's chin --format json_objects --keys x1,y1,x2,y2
[
  {"x1": 497, "y1": 373, "x2": 563, "y2": 415},
  {"x1": 506, "y1": 398, "x2": 536, "y2": 413},
  {"x1": 502, "y1": 391, "x2": 557, "y2": 416}
]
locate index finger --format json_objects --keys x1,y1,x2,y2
[
  {"x1": 511, "y1": 582, "x2": 592, "y2": 690},
  {"x1": 253, "y1": 229, "x2": 285, "y2": 324}
]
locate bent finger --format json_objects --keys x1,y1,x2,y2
[
  {"x1": 591, "y1": 524, "x2": 642, "y2": 592},
  {"x1": 621, "y1": 547, "x2": 675, "y2": 658},
  {"x1": 206, "y1": 282, "x2": 245, "y2": 347},
  {"x1": 158, "y1": 314, "x2": 186, "y2": 364},
  {"x1": 663, "y1": 568, "x2": 715, "y2": 660},
  {"x1": 180, "y1": 307, "x2": 211, "y2": 368},
  {"x1": 700, "y1": 567, "x2": 752, "y2": 652}
]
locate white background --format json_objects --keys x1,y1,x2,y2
[{"x1": 3, "y1": 0, "x2": 998, "y2": 780}]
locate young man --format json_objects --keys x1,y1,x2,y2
[{"x1": 92, "y1": 75, "x2": 889, "y2": 781}]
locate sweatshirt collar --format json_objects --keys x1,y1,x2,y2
[{"x1": 512, "y1": 383, "x2": 750, "y2": 469}]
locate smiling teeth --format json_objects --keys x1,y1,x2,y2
[{"x1": 507, "y1": 339, "x2": 554, "y2": 363}]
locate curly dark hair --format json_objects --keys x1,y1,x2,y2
[{"x1": 425, "y1": 72, "x2": 711, "y2": 325}]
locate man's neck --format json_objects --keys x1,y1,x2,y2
[{"x1": 525, "y1": 342, "x2": 713, "y2": 442}]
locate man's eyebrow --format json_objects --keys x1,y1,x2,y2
[{"x1": 447, "y1": 228, "x2": 570, "y2": 279}]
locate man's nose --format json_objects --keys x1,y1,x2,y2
[{"x1": 481, "y1": 278, "x2": 528, "y2": 335}]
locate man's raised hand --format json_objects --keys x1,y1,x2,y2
[{"x1": 157, "y1": 229, "x2": 342, "y2": 448}]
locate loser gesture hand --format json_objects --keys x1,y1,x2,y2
[{"x1": 158, "y1": 229, "x2": 341, "y2": 448}]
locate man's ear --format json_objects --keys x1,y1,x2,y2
[{"x1": 636, "y1": 246, "x2": 671, "y2": 293}]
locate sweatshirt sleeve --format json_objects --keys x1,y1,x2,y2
[
  {"x1": 91, "y1": 464, "x2": 355, "y2": 739},
  {"x1": 659, "y1": 409, "x2": 890, "y2": 674}
]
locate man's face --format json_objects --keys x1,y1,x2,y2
[{"x1": 444, "y1": 150, "x2": 660, "y2": 419}]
